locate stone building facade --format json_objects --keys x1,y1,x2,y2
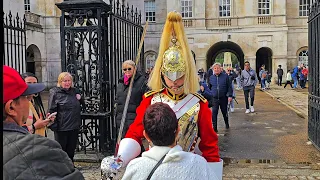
[
  {"x1": 130, "y1": 0, "x2": 310, "y2": 82},
  {"x1": 4, "y1": 0, "x2": 309, "y2": 86},
  {"x1": 4, "y1": 0, "x2": 63, "y2": 88}
]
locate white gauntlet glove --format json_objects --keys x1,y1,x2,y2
[{"x1": 100, "y1": 138, "x2": 141, "y2": 180}]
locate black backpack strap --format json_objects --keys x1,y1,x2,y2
[{"x1": 146, "y1": 153, "x2": 167, "y2": 180}]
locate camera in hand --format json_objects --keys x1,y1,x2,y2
[{"x1": 251, "y1": 75, "x2": 256, "y2": 80}]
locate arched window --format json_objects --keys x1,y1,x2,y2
[
  {"x1": 145, "y1": 51, "x2": 157, "y2": 70},
  {"x1": 298, "y1": 50, "x2": 308, "y2": 67}
]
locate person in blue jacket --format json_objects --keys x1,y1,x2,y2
[
  {"x1": 291, "y1": 65, "x2": 300, "y2": 88},
  {"x1": 199, "y1": 62, "x2": 233, "y2": 132}
]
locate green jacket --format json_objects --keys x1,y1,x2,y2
[{"x1": 3, "y1": 122, "x2": 84, "y2": 180}]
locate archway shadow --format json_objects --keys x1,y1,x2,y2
[{"x1": 206, "y1": 41, "x2": 244, "y2": 70}]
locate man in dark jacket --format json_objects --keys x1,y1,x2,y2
[
  {"x1": 3, "y1": 65, "x2": 84, "y2": 180},
  {"x1": 200, "y1": 63, "x2": 233, "y2": 132},
  {"x1": 276, "y1": 65, "x2": 284, "y2": 86}
]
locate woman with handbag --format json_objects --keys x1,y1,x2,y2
[
  {"x1": 122, "y1": 102, "x2": 219, "y2": 180},
  {"x1": 48, "y1": 72, "x2": 83, "y2": 162}
]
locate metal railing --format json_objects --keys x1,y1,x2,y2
[
  {"x1": 308, "y1": 0, "x2": 320, "y2": 150},
  {"x1": 3, "y1": 11, "x2": 26, "y2": 73}
]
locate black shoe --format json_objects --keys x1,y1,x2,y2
[
  {"x1": 226, "y1": 123, "x2": 230, "y2": 129},
  {"x1": 214, "y1": 127, "x2": 218, "y2": 133}
]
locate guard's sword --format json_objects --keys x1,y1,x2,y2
[{"x1": 114, "y1": 20, "x2": 149, "y2": 157}]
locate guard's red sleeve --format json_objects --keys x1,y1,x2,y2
[
  {"x1": 198, "y1": 101, "x2": 220, "y2": 162},
  {"x1": 124, "y1": 95, "x2": 152, "y2": 145}
]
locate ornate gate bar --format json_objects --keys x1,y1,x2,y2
[
  {"x1": 56, "y1": 0, "x2": 143, "y2": 154},
  {"x1": 308, "y1": 0, "x2": 320, "y2": 150}
]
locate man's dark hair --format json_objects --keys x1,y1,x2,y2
[
  {"x1": 244, "y1": 61, "x2": 250, "y2": 65},
  {"x1": 143, "y1": 102, "x2": 178, "y2": 146}
]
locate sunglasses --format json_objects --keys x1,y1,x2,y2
[{"x1": 123, "y1": 68, "x2": 132, "y2": 71}]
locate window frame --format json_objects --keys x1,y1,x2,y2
[
  {"x1": 145, "y1": 51, "x2": 157, "y2": 70},
  {"x1": 181, "y1": 0, "x2": 193, "y2": 18},
  {"x1": 144, "y1": 0, "x2": 156, "y2": 22},
  {"x1": 298, "y1": 49, "x2": 308, "y2": 68},
  {"x1": 258, "y1": 0, "x2": 271, "y2": 16},
  {"x1": 219, "y1": 0, "x2": 231, "y2": 17},
  {"x1": 24, "y1": 0, "x2": 31, "y2": 12},
  {"x1": 299, "y1": 0, "x2": 310, "y2": 17}
]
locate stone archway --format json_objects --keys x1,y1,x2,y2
[
  {"x1": 206, "y1": 41, "x2": 244, "y2": 70},
  {"x1": 26, "y1": 44, "x2": 42, "y2": 81},
  {"x1": 256, "y1": 47, "x2": 273, "y2": 75}
]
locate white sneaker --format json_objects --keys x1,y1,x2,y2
[
  {"x1": 230, "y1": 108, "x2": 234, "y2": 112},
  {"x1": 250, "y1": 106, "x2": 255, "y2": 112},
  {"x1": 245, "y1": 109, "x2": 250, "y2": 114}
]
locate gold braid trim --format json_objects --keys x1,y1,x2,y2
[
  {"x1": 191, "y1": 93, "x2": 207, "y2": 103},
  {"x1": 144, "y1": 88, "x2": 165, "y2": 98}
]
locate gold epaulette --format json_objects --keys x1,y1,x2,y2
[
  {"x1": 192, "y1": 92, "x2": 207, "y2": 103},
  {"x1": 144, "y1": 88, "x2": 165, "y2": 98}
]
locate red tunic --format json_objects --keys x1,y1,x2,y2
[{"x1": 125, "y1": 89, "x2": 220, "y2": 162}]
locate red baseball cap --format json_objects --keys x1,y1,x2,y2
[{"x1": 3, "y1": 65, "x2": 45, "y2": 104}]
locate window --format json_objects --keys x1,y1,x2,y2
[
  {"x1": 298, "y1": 50, "x2": 308, "y2": 67},
  {"x1": 181, "y1": 0, "x2": 193, "y2": 18},
  {"x1": 219, "y1": 0, "x2": 231, "y2": 17},
  {"x1": 258, "y1": 0, "x2": 270, "y2": 15},
  {"x1": 299, "y1": 0, "x2": 310, "y2": 16},
  {"x1": 145, "y1": 1, "x2": 155, "y2": 22},
  {"x1": 24, "y1": 0, "x2": 30, "y2": 12},
  {"x1": 145, "y1": 52, "x2": 156, "y2": 70}
]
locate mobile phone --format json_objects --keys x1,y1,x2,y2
[{"x1": 47, "y1": 112, "x2": 57, "y2": 119}]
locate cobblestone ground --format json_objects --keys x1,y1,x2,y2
[
  {"x1": 42, "y1": 86, "x2": 320, "y2": 180},
  {"x1": 263, "y1": 84, "x2": 308, "y2": 118}
]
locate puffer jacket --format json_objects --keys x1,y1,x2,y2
[
  {"x1": 201, "y1": 72, "x2": 233, "y2": 99},
  {"x1": 3, "y1": 122, "x2": 84, "y2": 180},
  {"x1": 48, "y1": 87, "x2": 82, "y2": 131},
  {"x1": 115, "y1": 72, "x2": 148, "y2": 135}
]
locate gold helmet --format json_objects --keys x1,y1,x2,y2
[
  {"x1": 161, "y1": 38, "x2": 185, "y2": 81},
  {"x1": 148, "y1": 11, "x2": 199, "y2": 94}
]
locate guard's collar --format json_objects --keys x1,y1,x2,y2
[{"x1": 165, "y1": 88, "x2": 186, "y2": 101}]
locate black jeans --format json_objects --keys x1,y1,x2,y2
[
  {"x1": 243, "y1": 86, "x2": 255, "y2": 109},
  {"x1": 211, "y1": 97, "x2": 229, "y2": 131},
  {"x1": 284, "y1": 81, "x2": 293, "y2": 88},
  {"x1": 277, "y1": 76, "x2": 283, "y2": 86},
  {"x1": 54, "y1": 129, "x2": 79, "y2": 162}
]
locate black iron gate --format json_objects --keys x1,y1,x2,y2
[
  {"x1": 3, "y1": 11, "x2": 26, "y2": 73},
  {"x1": 308, "y1": 0, "x2": 320, "y2": 150},
  {"x1": 56, "y1": 0, "x2": 143, "y2": 155}
]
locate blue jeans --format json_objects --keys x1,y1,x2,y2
[
  {"x1": 293, "y1": 76, "x2": 298, "y2": 88},
  {"x1": 236, "y1": 76, "x2": 242, "y2": 89},
  {"x1": 261, "y1": 79, "x2": 266, "y2": 89},
  {"x1": 230, "y1": 83, "x2": 235, "y2": 108}
]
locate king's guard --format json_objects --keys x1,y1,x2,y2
[{"x1": 101, "y1": 11, "x2": 223, "y2": 179}]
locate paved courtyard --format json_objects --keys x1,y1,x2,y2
[{"x1": 41, "y1": 83, "x2": 320, "y2": 179}]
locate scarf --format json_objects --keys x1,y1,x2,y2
[{"x1": 124, "y1": 74, "x2": 131, "y2": 85}]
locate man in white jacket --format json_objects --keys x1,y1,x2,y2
[{"x1": 122, "y1": 102, "x2": 219, "y2": 180}]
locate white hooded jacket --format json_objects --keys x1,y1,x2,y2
[{"x1": 122, "y1": 145, "x2": 219, "y2": 180}]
